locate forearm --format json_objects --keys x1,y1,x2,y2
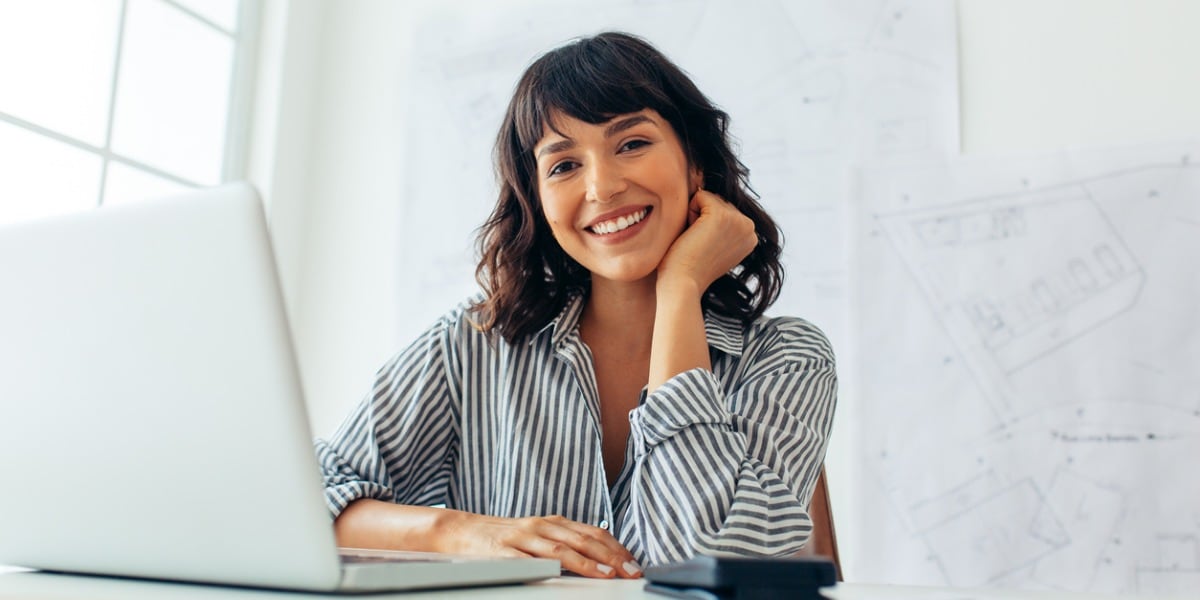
[
  {"x1": 647, "y1": 189, "x2": 757, "y2": 393},
  {"x1": 336, "y1": 500, "x2": 640, "y2": 578},
  {"x1": 333, "y1": 498, "x2": 456, "y2": 552},
  {"x1": 648, "y1": 278, "x2": 710, "y2": 392}
]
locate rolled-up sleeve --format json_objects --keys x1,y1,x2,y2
[
  {"x1": 313, "y1": 313, "x2": 462, "y2": 519},
  {"x1": 623, "y1": 318, "x2": 837, "y2": 564}
]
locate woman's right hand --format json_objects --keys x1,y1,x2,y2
[
  {"x1": 435, "y1": 511, "x2": 642, "y2": 579},
  {"x1": 656, "y1": 189, "x2": 758, "y2": 296}
]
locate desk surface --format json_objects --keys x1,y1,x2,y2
[{"x1": 0, "y1": 569, "x2": 1193, "y2": 600}]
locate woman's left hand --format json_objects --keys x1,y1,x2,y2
[{"x1": 656, "y1": 190, "x2": 757, "y2": 295}]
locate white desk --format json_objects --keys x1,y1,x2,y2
[{"x1": 0, "y1": 570, "x2": 1192, "y2": 600}]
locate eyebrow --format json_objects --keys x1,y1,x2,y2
[
  {"x1": 536, "y1": 139, "x2": 575, "y2": 160},
  {"x1": 535, "y1": 114, "x2": 656, "y2": 160},
  {"x1": 604, "y1": 114, "x2": 653, "y2": 138}
]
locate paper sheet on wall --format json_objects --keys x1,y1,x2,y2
[
  {"x1": 853, "y1": 140, "x2": 1200, "y2": 595},
  {"x1": 396, "y1": 0, "x2": 960, "y2": 358}
]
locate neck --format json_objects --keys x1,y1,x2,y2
[{"x1": 580, "y1": 274, "x2": 657, "y2": 356}]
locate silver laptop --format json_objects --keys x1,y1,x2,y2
[{"x1": 0, "y1": 183, "x2": 559, "y2": 592}]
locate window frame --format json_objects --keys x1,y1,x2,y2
[{"x1": 0, "y1": 0, "x2": 262, "y2": 210}]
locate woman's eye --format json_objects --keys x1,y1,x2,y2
[
  {"x1": 620, "y1": 139, "x2": 650, "y2": 152},
  {"x1": 548, "y1": 161, "x2": 578, "y2": 177}
]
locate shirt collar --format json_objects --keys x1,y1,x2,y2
[
  {"x1": 534, "y1": 293, "x2": 745, "y2": 357},
  {"x1": 539, "y1": 293, "x2": 587, "y2": 348}
]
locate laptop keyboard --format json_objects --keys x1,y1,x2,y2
[{"x1": 340, "y1": 554, "x2": 440, "y2": 564}]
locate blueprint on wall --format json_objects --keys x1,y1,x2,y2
[
  {"x1": 396, "y1": 0, "x2": 960, "y2": 355},
  {"x1": 853, "y1": 141, "x2": 1200, "y2": 594}
]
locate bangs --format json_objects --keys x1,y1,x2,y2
[{"x1": 513, "y1": 35, "x2": 676, "y2": 152}]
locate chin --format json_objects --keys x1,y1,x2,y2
[
  {"x1": 602, "y1": 269, "x2": 660, "y2": 285},
  {"x1": 574, "y1": 244, "x2": 672, "y2": 285}
]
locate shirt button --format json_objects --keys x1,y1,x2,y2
[{"x1": 599, "y1": 520, "x2": 610, "y2": 530}]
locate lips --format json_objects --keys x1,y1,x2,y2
[{"x1": 585, "y1": 206, "x2": 651, "y2": 235}]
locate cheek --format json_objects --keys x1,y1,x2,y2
[
  {"x1": 537, "y1": 190, "x2": 556, "y2": 224},
  {"x1": 539, "y1": 189, "x2": 578, "y2": 232},
  {"x1": 539, "y1": 201, "x2": 571, "y2": 241},
  {"x1": 541, "y1": 202, "x2": 561, "y2": 228}
]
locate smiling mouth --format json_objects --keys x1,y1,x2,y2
[{"x1": 587, "y1": 208, "x2": 651, "y2": 235}]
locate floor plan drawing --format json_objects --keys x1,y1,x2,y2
[
  {"x1": 875, "y1": 182, "x2": 1146, "y2": 416},
  {"x1": 854, "y1": 142, "x2": 1200, "y2": 595}
]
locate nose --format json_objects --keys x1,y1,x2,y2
[{"x1": 583, "y1": 156, "x2": 627, "y2": 203}]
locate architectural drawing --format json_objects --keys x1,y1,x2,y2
[
  {"x1": 920, "y1": 479, "x2": 1068, "y2": 587},
  {"x1": 875, "y1": 184, "x2": 1145, "y2": 416},
  {"x1": 855, "y1": 144, "x2": 1200, "y2": 595},
  {"x1": 1134, "y1": 534, "x2": 1200, "y2": 592}
]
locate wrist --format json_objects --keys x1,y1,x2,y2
[
  {"x1": 655, "y1": 271, "x2": 703, "y2": 300},
  {"x1": 426, "y1": 508, "x2": 468, "y2": 553}
]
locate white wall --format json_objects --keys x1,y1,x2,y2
[
  {"x1": 282, "y1": 1, "x2": 415, "y2": 434},
  {"x1": 246, "y1": 0, "x2": 321, "y2": 315},
  {"x1": 247, "y1": 0, "x2": 417, "y2": 434},
  {"x1": 959, "y1": 0, "x2": 1200, "y2": 154},
  {"x1": 249, "y1": 0, "x2": 1200, "y2": 581}
]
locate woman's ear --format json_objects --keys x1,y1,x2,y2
[{"x1": 689, "y1": 167, "x2": 704, "y2": 195}]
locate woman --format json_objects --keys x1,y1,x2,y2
[{"x1": 315, "y1": 31, "x2": 836, "y2": 580}]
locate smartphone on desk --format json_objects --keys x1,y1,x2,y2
[{"x1": 644, "y1": 555, "x2": 836, "y2": 600}]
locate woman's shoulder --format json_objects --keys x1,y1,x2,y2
[
  {"x1": 423, "y1": 293, "x2": 491, "y2": 341},
  {"x1": 375, "y1": 295, "x2": 495, "y2": 375},
  {"x1": 743, "y1": 313, "x2": 836, "y2": 365}
]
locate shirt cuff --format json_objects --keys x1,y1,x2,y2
[
  {"x1": 629, "y1": 368, "x2": 730, "y2": 455},
  {"x1": 323, "y1": 481, "x2": 395, "y2": 519}
]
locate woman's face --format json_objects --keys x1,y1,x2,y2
[{"x1": 534, "y1": 109, "x2": 699, "y2": 284}]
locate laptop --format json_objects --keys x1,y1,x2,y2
[{"x1": 0, "y1": 183, "x2": 559, "y2": 592}]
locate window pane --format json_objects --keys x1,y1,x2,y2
[
  {"x1": 103, "y1": 161, "x2": 192, "y2": 206},
  {"x1": 0, "y1": 122, "x2": 101, "y2": 226},
  {"x1": 0, "y1": 0, "x2": 121, "y2": 146},
  {"x1": 111, "y1": 0, "x2": 233, "y2": 185},
  {"x1": 172, "y1": 0, "x2": 240, "y2": 33}
]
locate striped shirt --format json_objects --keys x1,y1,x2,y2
[{"x1": 314, "y1": 294, "x2": 837, "y2": 566}]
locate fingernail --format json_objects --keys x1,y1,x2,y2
[
  {"x1": 597, "y1": 564, "x2": 614, "y2": 575},
  {"x1": 622, "y1": 560, "x2": 641, "y2": 575}
]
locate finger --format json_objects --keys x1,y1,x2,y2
[
  {"x1": 516, "y1": 532, "x2": 617, "y2": 579},
  {"x1": 513, "y1": 518, "x2": 623, "y2": 578},
  {"x1": 538, "y1": 519, "x2": 634, "y2": 577},
  {"x1": 552, "y1": 519, "x2": 636, "y2": 562},
  {"x1": 495, "y1": 547, "x2": 533, "y2": 559},
  {"x1": 692, "y1": 188, "x2": 724, "y2": 207},
  {"x1": 687, "y1": 193, "x2": 705, "y2": 225},
  {"x1": 543, "y1": 520, "x2": 641, "y2": 578},
  {"x1": 554, "y1": 520, "x2": 643, "y2": 576},
  {"x1": 691, "y1": 190, "x2": 737, "y2": 219}
]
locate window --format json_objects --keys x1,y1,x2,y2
[{"x1": 0, "y1": 0, "x2": 258, "y2": 225}]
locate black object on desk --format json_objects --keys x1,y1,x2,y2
[{"x1": 644, "y1": 555, "x2": 837, "y2": 600}]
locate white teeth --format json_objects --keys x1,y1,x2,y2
[{"x1": 590, "y1": 208, "x2": 647, "y2": 235}]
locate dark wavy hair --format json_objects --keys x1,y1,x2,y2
[{"x1": 472, "y1": 31, "x2": 784, "y2": 344}]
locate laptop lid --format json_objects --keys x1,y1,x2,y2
[{"x1": 0, "y1": 184, "x2": 346, "y2": 590}]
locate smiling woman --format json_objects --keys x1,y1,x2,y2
[{"x1": 314, "y1": 31, "x2": 837, "y2": 579}]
